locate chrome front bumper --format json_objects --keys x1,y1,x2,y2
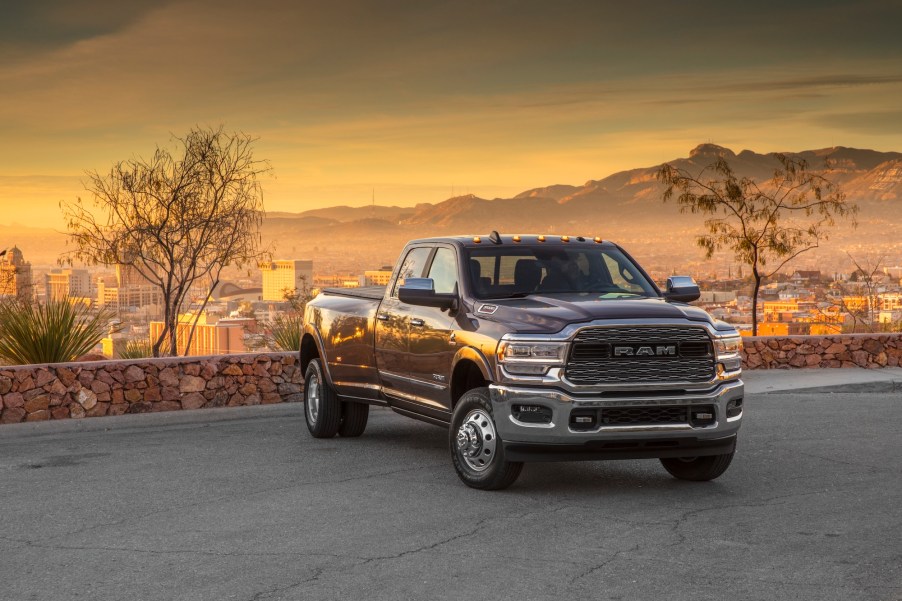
[{"x1": 489, "y1": 379, "x2": 744, "y2": 447}]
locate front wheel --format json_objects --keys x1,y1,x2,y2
[
  {"x1": 450, "y1": 388, "x2": 523, "y2": 490},
  {"x1": 660, "y1": 451, "x2": 735, "y2": 481}
]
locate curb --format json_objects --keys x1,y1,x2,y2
[
  {"x1": 0, "y1": 402, "x2": 304, "y2": 439},
  {"x1": 756, "y1": 380, "x2": 902, "y2": 395}
]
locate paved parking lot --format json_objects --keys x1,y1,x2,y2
[{"x1": 1, "y1": 391, "x2": 900, "y2": 601}]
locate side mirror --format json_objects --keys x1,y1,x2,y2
[
  {"x1": 664, "y1": 276, "x2": 701, "y2": 303},
  {"x1": 398, "y1": 278, "x2": 458, "y2": 310}
]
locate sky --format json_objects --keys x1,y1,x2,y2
[{"x1": 1, "y1": 0, "x2": 902, "y2": 227}]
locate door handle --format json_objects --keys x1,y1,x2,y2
[
  {"x1": 376, "y1": 313, "x2": 389, "y2": 321},
  {"x1": 410, "y1": 318, "x2": 425, "y2": 327}
]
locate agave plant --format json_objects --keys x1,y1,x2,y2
[
  {"x1": 270, "y1": 313, "x2": 303, "y2": 351},
  {"x1": 0, "y1": 299, "x2": 111, "y2": 365},
  {"x1": 118, "y1": 338, "x2": 154, "y2": 359}
]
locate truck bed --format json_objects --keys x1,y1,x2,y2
[{"x1": 321, "y1": 286, "x2": 385, "y2": 301}]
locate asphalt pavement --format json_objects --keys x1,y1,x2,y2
[{"x1": 1, "y1": 378, "x2": 900, "y2": 601}]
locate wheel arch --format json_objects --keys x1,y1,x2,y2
[
  {"x1": 300, "y1": 330, "x2": 334, "y2": 387},
  {"x1": 450, "y1": 347, "x2": 493, "y2": 409}
]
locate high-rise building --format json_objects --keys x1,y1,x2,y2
[
  {"x1": 0, "y1": 246, "x2": 33, "y2": 300},
  {"x1": 260, "y1": 260, "x2": 313, "y2": 301},
  {"x1": 45, "y1": 268, "x2": 91, "y2": 301},
  {"x1": 96, "y1": 263, "x2": 163, "y2": 312}
]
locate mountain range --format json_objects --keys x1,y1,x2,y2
[
  {"x1": 263, "y1": 144, "x2": 902, "y2": 273},
  {"x1": 7, "y1": 144, "x2": 901, "y2": 272}
]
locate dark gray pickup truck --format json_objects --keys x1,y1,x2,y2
[{"x1": 301, "y1": 233, "x2": 744, "y2": 489}]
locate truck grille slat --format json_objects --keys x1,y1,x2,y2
[{"x1": 566, "y1": 326, "x2": 715, "y2": 384}]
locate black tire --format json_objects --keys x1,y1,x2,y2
[
  {"x1": 450, "y1": 388, "x2": 523, "y2": 490},
  {"x1": 660, "y1": 451, "x2": 735, "y2": 481},
  {"x1": 304, "y1": 359, "x2": 341, "y2": 438},
  {"x1": 338, "y1": 401, "x2": 369, "y2": 437}
]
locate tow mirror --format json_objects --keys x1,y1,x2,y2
[
  {"x1": 664, "y1": 276, "x2": 701, "y2": 303},
  {"x1": 399, "y1": 278, "x2": 458, "y2": 310}
]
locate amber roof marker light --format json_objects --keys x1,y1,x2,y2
[
  {"x1": 561, "y1": 235, "x2": 570, "y2": 242},
  {"x1": 512, "y1": 235, "x2": 521, "y2": 243},
  {"x1": 537, "y1": 235, "x2": 546, "y2": 242},
  {"x1": 473, "y1": 236, "x2": 481, "y2": 243},
  {"x1": 594, "y1": 236, "x2": 602, "y2": 243}
]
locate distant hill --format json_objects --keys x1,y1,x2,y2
[
  {"x1": 264, "y1": 143, "x2": 901, "y2": 272},
  {"x1": 6, "y1": 144, "x2": 900, "y2": 272}
]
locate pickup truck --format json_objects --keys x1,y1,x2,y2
[{"x1": 301, "y1": 233, "x2": 744, "y2": 490}]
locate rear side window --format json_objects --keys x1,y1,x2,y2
[{"x1": 392, "y1": 247, "x2": 432, "y2": 297}]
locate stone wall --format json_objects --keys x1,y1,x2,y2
[
  {"x1": 0, "y1": 353, "x2": 302, "y2": 425},
  {"x1": 742, "y1": 334, "x2": 902, "y2": 369},
  {"x1": 3, "y1": 334, "x2": 901, "y2": 424}
]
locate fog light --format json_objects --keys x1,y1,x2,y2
[
  {"x1": 690, "y1": 406, "x2": 717, "y2": 427},
  {"x1": 569, "y1": 410, "x2": 597, "y2": 430},
  {"x1": 512, "y1": 404, "x2": 552, "y2": 424},
  {"x1": 726, "y1": 398, "x2": 743, "y2": 418}
]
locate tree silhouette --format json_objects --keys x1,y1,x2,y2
[
  {"x1": 658, "y1": 154, "x2": 856, "y2": 335},
  {"x1": 63, "y1": 126, "x2": 270, "y2": 356}
]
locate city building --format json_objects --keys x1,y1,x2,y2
[
  {"x1": 149, "y1": 313, "x2": 255, "y2": 356},
  {"x1": 363, "y1": 267, "x2": 394, "y2": 286},
  {"x1": 313, "y1": 274, "x2": 360, "y2": 289},
  {"x1": 96, "y1": 263, "x2": 163, "y2": 313},
  {"x1": 260, "y1": 260, "x2": 313, "y2": 301},
  {"x1": 45, "y1": 268, "x2": 91, "y2": 302},
  {"x1": 0, "y1": 246, "x2": 33, "y2": 300}
]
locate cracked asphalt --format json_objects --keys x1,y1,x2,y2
[{"x1": 1, "y1": 391, "x2": 900, "y2": 601}]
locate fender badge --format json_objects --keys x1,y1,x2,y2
[{"x1": 477, "y1": 304, "x2": 498, "y2": 314}]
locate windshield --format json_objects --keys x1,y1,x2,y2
[{"x1": 466, "y1": 245, "x2": 658, "y2": 300}]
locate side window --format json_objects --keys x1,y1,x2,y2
[
  {"x1": 427, "y1": 247, "x2": 458, "y2": 294},
  {"x1": 392, "y1": 247, "x2": 432, "y2": 297}
]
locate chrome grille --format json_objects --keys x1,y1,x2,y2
[{"x1": 565, "y1": 326, "x2": 715, "y2": 385}]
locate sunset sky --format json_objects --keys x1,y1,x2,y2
[{"x1": 2, "y1": 0, "x2": 901, "y2": 228}]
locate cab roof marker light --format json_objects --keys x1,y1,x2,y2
[
  {"x1": 537, "y1": 235, "x2": 546, "y2": 242},
  {"x1": 594, "y1": 236, "x2": 602, "y2": 243},
  {"x1": 561, "y1": 235, "x2": 570, "y2": 242},
  {"x1": 512, "y1": 235, "x2": 521, "y2": 243},
  {"x1": 473, "y1": 236, "x2": 481, "y2": 243}
]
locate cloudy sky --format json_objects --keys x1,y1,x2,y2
[{"x1": 1, "y1": 0, "x2": 901, "y2": 226}]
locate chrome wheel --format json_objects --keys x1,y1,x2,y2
[
  {"x1": 306, "y1": 371, "x2": 320, "y2": 424},
  {"x1": 455, "y1": 409, "x2": 497, "y2": 472}
]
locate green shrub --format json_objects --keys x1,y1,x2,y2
[
  {"x1": 119, "y1": 338, "x2": 154, "y2": 359},
  {"x1": 0, "y1": 300, "x2": 111, "y2": 365},
  {"x1": 270, "y1": 314, "x2": 303, "y2": 351}
]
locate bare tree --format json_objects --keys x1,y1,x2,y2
[
  {"x1": 658, "y1": 154, "x2": 856, "y2": 335},
  {"x1": 829, "y1": 253, "x2": 886, "y2": 333},
  {"x1": 62, "y1": 126, "x2": 270, "y2": 356}
]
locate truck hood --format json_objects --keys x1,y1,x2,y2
[{"x1": 475, "y1": 294, "x2": 721, "y2": 334}]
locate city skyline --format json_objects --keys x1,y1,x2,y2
[{"x1": 1, "y1": 0, "x2": 901, "y2": 228}]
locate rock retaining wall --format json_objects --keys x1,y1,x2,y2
[
  {"x1": 0, "y1": 353, "x2": 302, "y2": 425},
  {"x1": 3, "y1": 334, "x2": 901, "y2": 424},
  {"x1": 742, "y1": 334, "x2": 902, "y2": 369}
]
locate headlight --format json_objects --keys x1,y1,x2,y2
[
  {"x1": 497, "y1": 341, "x2": 568, "y2": 376},
  {"x1": 714, "y1": 335, "x2": 742, "y2": 359},
  {"x1": 713, "y1": 334, "x2": 743, "y2": 374}
]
